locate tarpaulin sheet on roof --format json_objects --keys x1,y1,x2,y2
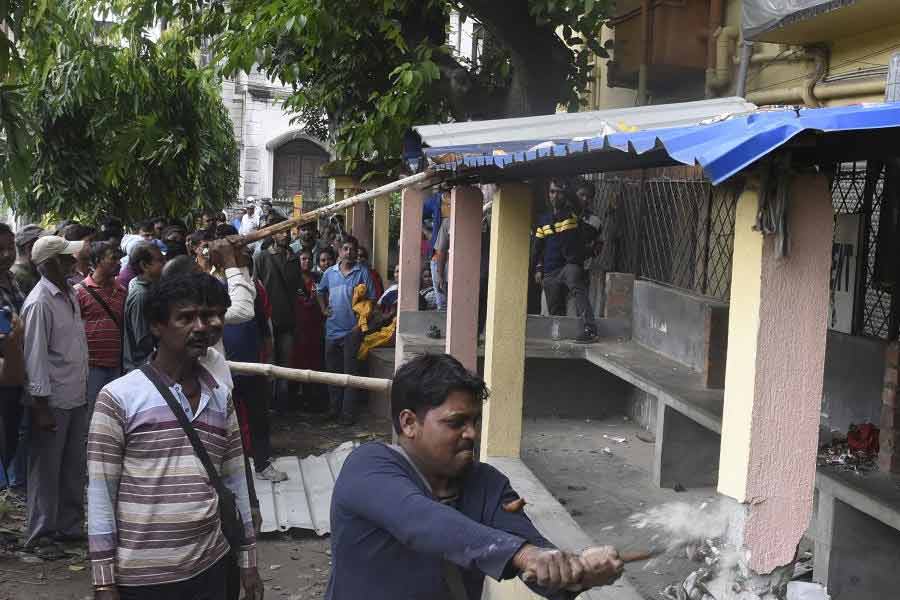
[
  {"x1": 432, "y1": 103, "x2": 900, "y2": 185},
  {"x1": 743, "y1": 0, "x2": 855, "y2": 40}
]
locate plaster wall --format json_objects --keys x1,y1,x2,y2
[
  {"x1": 746, "y1": 174, "x2": 833, "y2": 572},
  {"x1": 821, "y1": 331, "x2": 885, "y2": 435}
]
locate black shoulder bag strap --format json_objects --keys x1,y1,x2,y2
[
  {"x1": 78, "y1": 284, "x2": 124, "y2": 372},
  {"x1": 77, "y1": 284, "x2": 121, "y2": 327},
  {"x1": 138, "y1": 364, "x2": 245, "y2": 551}
]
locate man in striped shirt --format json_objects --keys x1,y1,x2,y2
[
  {"x1": 87, "y1": 273, "x2": 262, "y2": 600},
  {"x1": 76, "y1": 242, "x2": 126, "y2": 416}
]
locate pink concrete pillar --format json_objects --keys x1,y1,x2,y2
[
  {"x1": 351, "y1": 202, "x2": 372, "y2": 256},
  {"x1": 397, "y1": 188, "x2": 424, "y2": 312},
  {"x1": 719, "y1": 173, "x2": 832, "y2": 574},
  {"x1": 445, "y1": 186, "x2": 484, "y2": 372},
  {"x1": 394, "y1": 187, "x2": 425, "y2": 370}
]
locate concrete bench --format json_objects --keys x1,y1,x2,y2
[
  {"x1": 579, "y1": 281, "x2": 727, "y2": 489},
  {"x1": 814, "y1": 468, "x2": 900, "y2": 600},
  {"x1": 584, "y1": 340, "x2": 723, "y2": 489}
]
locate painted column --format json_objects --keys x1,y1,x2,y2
[
  {"x1": 481, "y1": 183, "x2": 533, "y2": 458},
  {"x1": 352, "y1": 201, "x2": 372, "y2": 256},
  {"x1": 718, "y1": 173, "x2": 832, "y2": 574},
  {"x1": 373, "y1": 194, "x2": 391, "y2": 282},
  {"x1": 394, "y1": 187, "x2": 425, "y2": 369},
  {"x1": 445, "y1": 186, "x2": 484, "y2": 372}
]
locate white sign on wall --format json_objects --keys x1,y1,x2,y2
[{"x1": 829, "y1": 213, "x2": 861, "y2": 334}]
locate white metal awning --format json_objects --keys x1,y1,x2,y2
[{"x1": 413, "y1": 97, "x2": 757, "y2": 156}]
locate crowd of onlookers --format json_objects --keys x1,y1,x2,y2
[
  {"x1": 0, "y1": 174, "x2": 605, "y2": 563},
  {"x1": 0, "y1": 202, "x2": 401, "y2": 560}
]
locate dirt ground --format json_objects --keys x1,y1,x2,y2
[{"x1": 0, "y1": 409, "x2": 392, "y2": 600}]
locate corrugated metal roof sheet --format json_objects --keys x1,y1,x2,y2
[
  {"x1": 414, "y1": 97, "x2": 757, "y2": 156},
  {"x1": 431, "y1": 102, "x2": 900, "y2": 184},
  {"x1": 255, "y1": 441, "x2": 358, "y2": 535}
]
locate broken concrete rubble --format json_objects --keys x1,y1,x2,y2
[{"x1": 632, "y1": 498, "x2": 821, "y2": 600}]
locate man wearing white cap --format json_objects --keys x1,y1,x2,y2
[{"x1": 20, "y1": 235, "x2": 90, "y2": 549}]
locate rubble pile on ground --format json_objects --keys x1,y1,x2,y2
[{"x1": 817, "y1": 424, "x2": 879, "y2": 474}]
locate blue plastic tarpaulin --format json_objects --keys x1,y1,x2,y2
[{"x1": 432, "y1": 103, "x2": 900, "y2": 185}]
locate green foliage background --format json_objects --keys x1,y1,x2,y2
[
  {"x1": 92, "y1": 0, "x2": 612, "y2": 178},
  {"x1": 0, "y1": 2, "x2": 240, "y2": 222}
]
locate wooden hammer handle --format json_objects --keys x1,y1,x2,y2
[{"x1": 620, "y1": 549, "x2": 656, "y2": 563}]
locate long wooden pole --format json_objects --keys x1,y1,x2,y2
[
  {"x1": 227, "y1": 361, "x2": 392, "y2": 393},
  {"x1": 238, "y1": 170, "x2": 437, "y2": 245}
]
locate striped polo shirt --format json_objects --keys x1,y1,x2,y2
[
  {"x1": 87, "y1": 364, "x2": 256, "y2": 587},
  {"x1": 76, "y1": 276, "x2": 126, "y2": 370}
]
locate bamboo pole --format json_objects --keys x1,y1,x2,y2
[
  {"x1": 227, "y1": 361, "x2": 392, "y2": 393},
  {"x1": 238, "y1": 170, "x2": 437, "y2": 246}
]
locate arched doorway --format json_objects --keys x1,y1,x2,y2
[{"x1": 272, "y1": 139, "x2": 330, "y2": 206}]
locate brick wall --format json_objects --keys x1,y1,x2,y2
[
  {"x1": 604, "y1": 272, "x2": 635, "y2": 320},
  {"x1": 880, "y1": 341, "x2": 900, "y2": 473}
]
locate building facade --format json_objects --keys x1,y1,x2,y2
[
  {"x1": 221, "y1": 69, "x2": 331, "y2": 207},
  {"x1": 589, "y1": 0, "x2": 900, "y2": 111}
]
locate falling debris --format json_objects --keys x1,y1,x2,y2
[
  {"x1": 602, "y1": 447, "x2": 614, "y2": 455},
  {"x1": 631, "y1": 498, "x2": 818, "y2": 599},
  {"x1": 603, "y1": 434, "x2": 627, "y2": 444}
]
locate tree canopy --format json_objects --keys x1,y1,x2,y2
[
  {"x1": 0, "y1": 2, "x2": 239, "y2": 222},
  {"x1": 96, "y1": 0, "x2": 612, "y2": 177}
]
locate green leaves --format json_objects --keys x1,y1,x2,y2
[
  {"x1": 0, "y1": 10, "x2": 239, "y2": 222},
  {"x1": 67, "y1": 0, "x2": 612, "y2": 181}
]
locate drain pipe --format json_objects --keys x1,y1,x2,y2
[
  {"x1": 637, "y1": 0, "x2": 651, "y2": 105},
  {"x1": 706, "y1": 26, "x2": 739, "y2": 95},
  {"x1": 747, "y1": 76, "x2": 886, "y2": 105},
  {"x1": 735, "y1": 41, "x2": 753, "y2": 98},
  {"x1": 705, "y1": 0, "x2": 723, "y2": 97}
]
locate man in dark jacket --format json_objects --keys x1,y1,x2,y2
[
  {"x1": 252, "y1": 214, "x2": 300, "y2": 409},
  {"x1": 327, "y1": 354, "x2": 623, "y2": 600},
  {"x1": 533, "y1": 178, "x2": 600, "y2": 343}
]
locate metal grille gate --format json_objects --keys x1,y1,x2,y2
[
  {"x1": 589, "y1": 168, "x2": 738, "y2": 302},
  {"x1": 831, "y1": 161, "x2": 890, "y2": 339}
]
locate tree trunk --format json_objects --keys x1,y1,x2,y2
[{"x1": 460, "y1": 0, "x2": 573, "y2": 117}]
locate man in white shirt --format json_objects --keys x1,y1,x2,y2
[{"x1": 239, "y1": 199, "x2": 260, "y2": 237}]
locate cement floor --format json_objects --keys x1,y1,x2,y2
[{"x1": 522, "y1": 415, "x2": 717, "y2": 600}]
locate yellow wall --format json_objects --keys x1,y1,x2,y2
[
  {"x1": 726, "y1": 0, "x2": 897, "y2": 106},
  {"x1": 586, "y1": 25, "x2": 637, "y2": 110},
  {"x1": 590, "y1": 0, "x2": 898, "y2": 110}
]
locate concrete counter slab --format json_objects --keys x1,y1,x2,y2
[
  {"x1": 584, "y1": 340, "x2": 724, "y2": 434},
  {"x1": 814, "y1": 467, "x2": 900, "y2": 599}
]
